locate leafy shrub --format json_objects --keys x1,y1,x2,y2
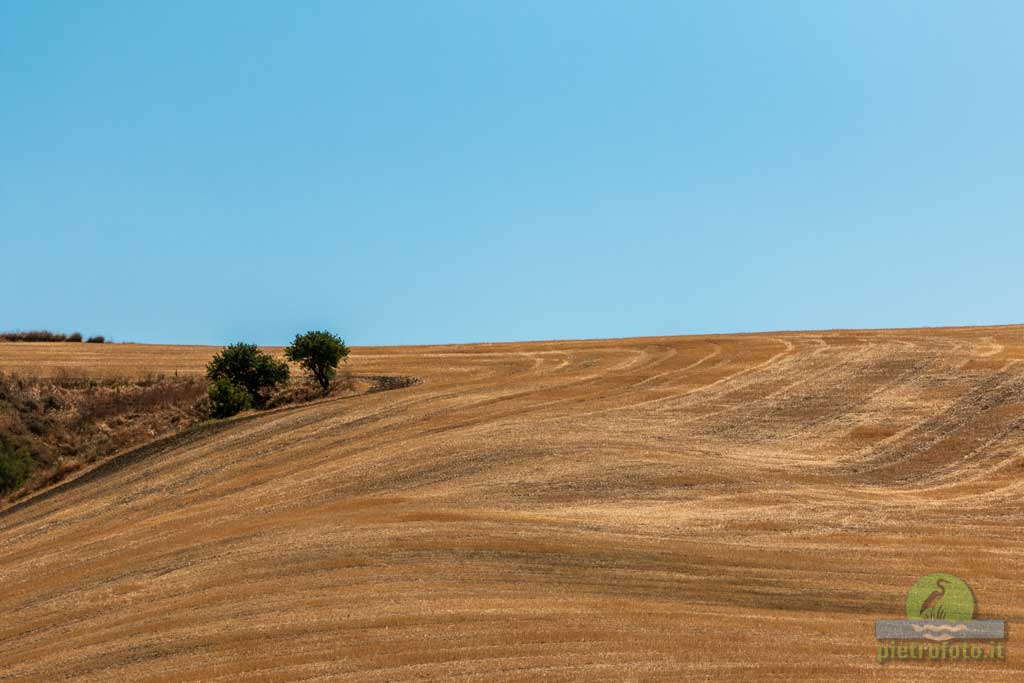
[
  {"x1": 208, "y1": 378, "x2": 252, "y2": 418},
  {"x1": 206, "y1": 343, "x2": 289, "y2": 408},
  {"x1": 285, "y1": 330, "x2": 350, "y2": 392},
  {"x1": 0, "y1": 438, "x2": 34, "y2": 494},
  {"x1": 68, "y1": 332, "x2": 83, "y2": 342},
  {"x1": 86, "y1": 336, "x2": 105, "y2": 343}
]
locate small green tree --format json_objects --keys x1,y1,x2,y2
[
  {"x1": 208, "y1": 378, "x2": 252, "y2": 418},
  {"x1": 0, "y1": 438, "x2": 34, "y2": 494},
  {"x1": 206, "y1": 342, "x2": 289, "y2": 407},
  {"x1": 285, "y1": 330, "x2": 349, "y2": 392}
]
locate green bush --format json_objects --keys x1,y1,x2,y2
[
  {"x1": 207, "y1": 378, "x2": 252, "y2": 418},
  {"x1": 86, "y1": 335, "x2": 105, "y2": 344},
  {"x1": 0, "y1": 438, "x2": 34, "y2": 494},
  {"x1": 68, "y1": 332, "x2": 83, "y2": 342},
  {"x1": 206, "y1": 342, "x2": 289, "y2": 407},
  {"x1": 285, "y1": 330, "x2": 350, "y2": 392}
]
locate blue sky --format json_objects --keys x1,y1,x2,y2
[{"x1": 2, "y1": 1, "x2": 1022, "y2": 346}]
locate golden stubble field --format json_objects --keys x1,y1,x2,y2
[{"x1": 2, "y1": 326, "x2": 1024, "y2": 680}]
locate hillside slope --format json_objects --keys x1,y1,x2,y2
[{"x1": 2, "y1": 327, "x2": 1024, "y2": 680}]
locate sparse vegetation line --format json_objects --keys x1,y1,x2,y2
[{"x1": 1, "y1": 330, "x2": 110, "y2": 343}]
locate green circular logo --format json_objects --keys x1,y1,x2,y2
[{"x1": 905, "y1": 573, "x2": 975, "y2": 621}]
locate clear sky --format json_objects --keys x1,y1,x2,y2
[{"x1": 2, "y1": 2, "x2": 1022, "y2": 346}]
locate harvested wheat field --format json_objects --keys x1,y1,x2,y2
[{"x1": 2, "y1": 325, "x2": 1024, "y2": 680}]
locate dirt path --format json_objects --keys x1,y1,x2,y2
[{"x1": 2, "y1": 327, "x2": 1023, "y2": 679}]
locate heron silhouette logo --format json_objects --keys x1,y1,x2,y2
[
  {"x1": 875, "y1": 573, "x2": 1005, "y2": 643},
  {"x1": 905, "y1": 573, "x2": 974, "y2": 623}
]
